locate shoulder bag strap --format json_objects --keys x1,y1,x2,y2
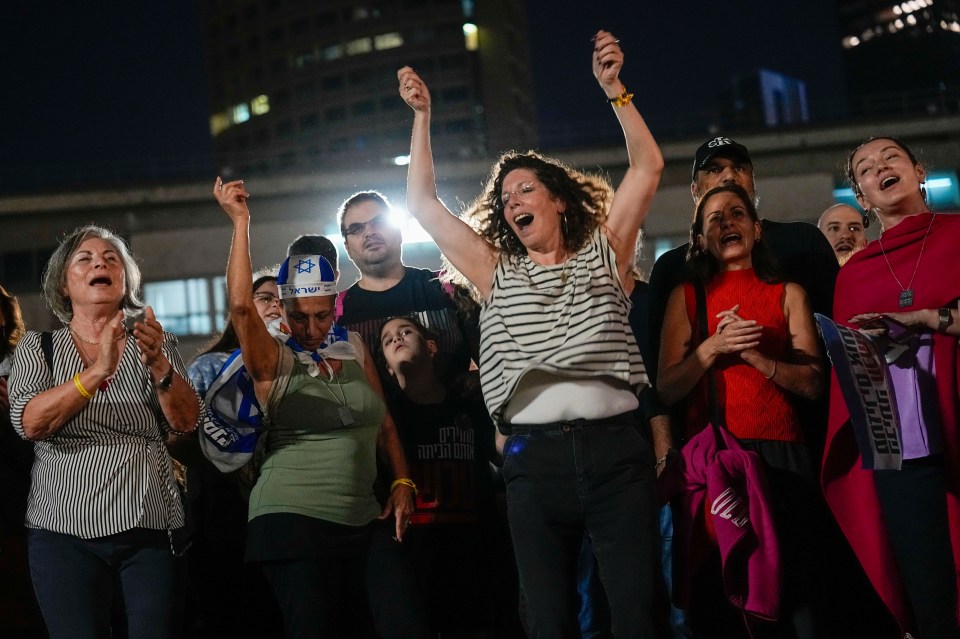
[
  {"x1": 40, "y1": 331, "x2": 53, "y2": 371},
  {"x1": 693, "y1": 281, "x2": 726, "y2": 448}
]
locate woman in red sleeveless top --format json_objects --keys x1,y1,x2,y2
[{"x1": 657, "y1": 184, "x2": 826, "y2": 637}]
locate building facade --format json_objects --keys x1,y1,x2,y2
[{"x1": 200, "y1": 0, "x2": 538, "y2": 178}]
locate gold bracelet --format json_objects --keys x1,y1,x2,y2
[
  {"x1": 73, "y1": 372, "x2": 95, "y2": 399},
  {"x1": 607, "y1": 86, "x2": 634, "y2": 107},
  {"x1": 390, "y1": 477, "x2": 418, "y2": 496},
  {"x1": 764, "y1": 361, "x2": 778, "y2": 380}
]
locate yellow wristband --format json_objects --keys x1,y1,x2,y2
[
  {"x1": 607, "y1": 86, "x2": 634, "y2": 107},
  {"x1": 73, "y1": 372, "x2": 94, "y2": 399},
  {"x1": 390, "y1": 478, "x2": 418, "y2": 496}
]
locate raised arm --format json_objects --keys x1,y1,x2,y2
[
  {"x1": 592, "y1": 30, "x2": 664, "y2": 281},
  {"x1": 213, "y1": 178, "x2": 278, "y2": 404},
  {"x1": 399, "y1": 67, "x2": 499, "y2": 299},
  {"x1": 132, "y1": 307, "x2": 201, "y2": 433}
]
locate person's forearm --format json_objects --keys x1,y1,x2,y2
[
  {"x1": 658, "y1": 340, "x2": 717, "y2": 406},
  {"x1": 20, "y1": 365, "x2": 112, "y2": 440},
  {"x1": 740, "y1": 351, "x2": 822, "y2": 401},
  {"x1": 406, "y1": 110, "x2": 441, "y2": 221},
  {"x1": 153, "y1": 363, "x2": 201, "y2": 432},
  {"x1": 377, "y1": 415, "x2": 410, "y2": 480}
]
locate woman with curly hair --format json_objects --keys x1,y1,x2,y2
[
  {"x1": 400, "y1": 29, "x2": 663, "y2": 636},
  {"x1": 0, "y1": 284, "x2": 26, "y2": 410}
]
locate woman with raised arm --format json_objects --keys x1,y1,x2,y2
[
  {"x1": 400, "y1": 29, "x2": 663, "y2": 637},
  {"x1": 8, "y1": 226, "x2": 200, "y2": 639},
  {"x1": 823, "y1": 137, "x2": 960, "y2": 638},
  {"x1": 212, "y1": 179, "x2": 415, "y2": 638}
]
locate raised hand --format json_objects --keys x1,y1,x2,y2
[
  {"x1": 95, "y1": 311, "x2": 126, "y2": 378},
  {"x1": 213, "y1": 177, "x2": 250, "y2": 221},
  {"x1": 592, "y1": 30, "x2": 624, "y2": 96},
  {"x1": 398, "y1": 66, "x2": 431, "y2": 112},
  {"x1": 132, "y1": 306, "x2": 167, "y2": 372}
]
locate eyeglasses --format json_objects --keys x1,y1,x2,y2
[
  {"x1": 253, "y1": 293, "x2": 280, "y2": 305},
  {"x1": 343, "y1": 214, "x2": 391, "y2": 237},
  {"x1": 499, "y1": 182, "x2": 540, "y2": 208}
]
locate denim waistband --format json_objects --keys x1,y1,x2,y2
[{"x1": 501, "y1": 410, "x2": 636, "y2": 435}]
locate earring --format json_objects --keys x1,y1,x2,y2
[{"x1": 920, "y1": 184, "x2": 928, "y2": 203}]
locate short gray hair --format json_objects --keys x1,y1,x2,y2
[{"x1": 43, "y1": 225, "x2": 145, "y2": 322}]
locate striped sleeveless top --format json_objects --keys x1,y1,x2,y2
[{"x1": 479, "y1": 229, "x2": 647, "y2": 422}]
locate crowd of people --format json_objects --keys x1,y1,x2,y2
[{"x1": 0, "y1": 28, "x2": 958, "y2": 639}]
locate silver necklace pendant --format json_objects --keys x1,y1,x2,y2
[
  {"x1": 898, "y1": 289, "x2": 914, "y2": 308},
  {"x1": 338, "y1": 405, "x2": 354, "y2": 427}
]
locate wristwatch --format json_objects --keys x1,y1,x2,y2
[
  {"x1": 155, "y1": 365, "x2": 174, "y2": 391},
  {"x1": 938, "y1": 307, "x2": 952, "y2": 334}
]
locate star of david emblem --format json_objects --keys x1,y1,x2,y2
[{"x1": 296, "y1": 258, "x2": 315, "y2": 274}]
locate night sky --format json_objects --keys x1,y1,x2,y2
[{"x1": 0, "y1": 0, "x2": 847, "y2": 193}]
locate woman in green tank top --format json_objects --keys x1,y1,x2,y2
[{"x1": 214, "y1": 178, "x2": 415, "y2": 637}]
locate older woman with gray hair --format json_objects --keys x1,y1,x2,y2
[{"x1": 8, "y1": 225, "x2": 200, "y2": 639}]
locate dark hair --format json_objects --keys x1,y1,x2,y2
[
  {"x1": 197, "y1": 274, "x2": 277, "y2": 357},
  {"x1": 686, "y1": 184, "x2": 781, "y2": 284},
  {"x1": 338, "y1": 191, "x2": 390, "y2": 235},
  {"x1": 287, "y1": 234, "x2": 339, "y2": 272},
  {"x1": 378, "y1": 314, "x2": 439, "y2": 347},
  {"x1": 252, "y1": 274, "x2": 278, "y2": 294},
  {"x1": 0, "y1": 285, "x2": 26, "y2": 360},
  {"x1": 42, "y1": 225, "x2": 145, "y2": 322},
  {"x1": 199, "y1": 320, "x2": 240, "y2": 356},
  {"x1": 463, "y1": 151, "x2": 612, "y2": 259},
  {"x1": 845, "y1": 136, "x2": 921, "y2": 198}
]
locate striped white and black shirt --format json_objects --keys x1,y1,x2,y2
[
  {"x1": 479, "y1": 229, "x2": 647, "y2": 423},
  {"x1": 9, "y1": 329, "x2": 187, "y2": 539}
]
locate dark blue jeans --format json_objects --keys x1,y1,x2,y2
[
  {"x1": 28, "y1": 527, "x2": 182, "y2": 639},
  {"x1": 502, "y1": 413, "x2": 657, "y2": 638}
]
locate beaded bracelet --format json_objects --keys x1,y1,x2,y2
[
  {"x1": 607, "y1": 86, "x2": 634, "y2": 107},
  {"x1": 73, "y1": 372, "x2": 95, "y2": 399},
  {"x1": 390, "y1": 477, "x2": 418, "y2": 496}
]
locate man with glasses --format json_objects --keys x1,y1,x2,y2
[
  {"x1": 336, "y1": 191, "x2": 479, "y2": 384},
  {"x1": 335, "y1": 191, "x2": 499, "y2": 639}
]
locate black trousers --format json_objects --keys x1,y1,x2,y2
[{"x1": 874, "y1": 455, "x2": 960, "y2": 639}]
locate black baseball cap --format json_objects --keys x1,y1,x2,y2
[{"x1": 691, "y1": 136, "x2": 752, "y2": 179}]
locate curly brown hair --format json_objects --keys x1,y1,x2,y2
[
  {"x1": 0, "y1": 284, "x2": 26, "y2": 360},
  {"x1": 462, "y1": 151, "x2": 613, "y2": 259}
]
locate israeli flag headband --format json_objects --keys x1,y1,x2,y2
[{"x1": 277, "y1": 254, "x2": 337, "y2": 299}]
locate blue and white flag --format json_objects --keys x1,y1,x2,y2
[
  {"x1": 815, "y1": 313, "x2": 902, "y2": 470},
  {"x1": 199, "y1": 320, "x2": 353, "y2": 473}
]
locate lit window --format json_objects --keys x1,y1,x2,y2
[
  {"x1": 145, "y1": 277, "x2": 225, "y2": 336},
  {"x1": 324, "y1": 44, "x2": 344, "y2": 60},
  {"x1": 251, "y1": 94, "x2": 270, "y2": 116},
  {"x1": 232, "y1": 103, "x2": 251, "y2": 125},
  {"x1": 210, "y1": 112, "x2": 230, "y2": 136},
  {"x1": 374, "y1": 32, "x2": 404, "y2": 50},
  {"x1": 463, "y1": 23, "x2": 478, "y2": 51},
  {"x1": 346, "y1": 37, "x2": 372, "y2": 55}
]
